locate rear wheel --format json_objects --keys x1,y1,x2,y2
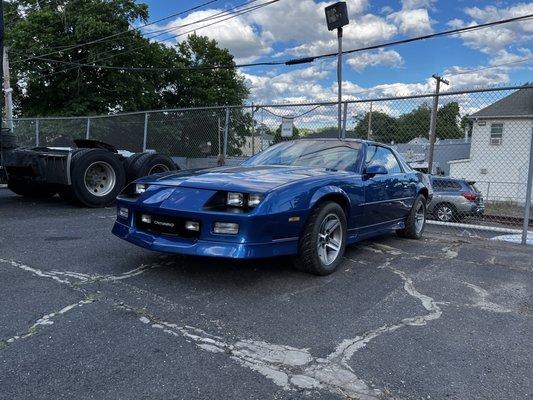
[
  {"x1": 293, "y1": 202, "x2": 347, "y2": 276},
  {"x1": 397, "y1": 194, "x2": 426, "y2": 239},
  {"x1": 61, "y1": 149, "x2": 125, "y2": 207},
  {"x1": 127, "y1": 153, "x2": 177, "y2": 181},
  {"x1": 434, "y1": 203, "x2": 457, "y2": 222}
]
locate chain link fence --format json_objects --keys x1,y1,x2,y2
[{"x1": 10, "y1": 85, "x2": 533, "y2": 242}]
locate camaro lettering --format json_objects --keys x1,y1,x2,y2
[{"x1": 153, "y1": 220, "x2": 175, "y2": 228}]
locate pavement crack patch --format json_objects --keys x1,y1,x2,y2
[
  {"x1": 463, "y1": 282, "x2": 512, "y2": 313},
  {"x1": 0, "y1": 258, "x2": 162, "y2": 287},
  {"x1": 117, "y1": 258, "x2": 443, "y2": 399},
  {"x1": 0, "y1": 298, "x2": 97, "y2": 349}
]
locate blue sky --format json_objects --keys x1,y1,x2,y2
[{"x1": 141, "y1": 0, "x2": 532, "y2": 103}]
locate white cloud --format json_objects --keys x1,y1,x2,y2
[
  {"x1": 388, "y1": 8, "x2": 434, "y2": 35},
  {"x1": 401, "y1": 0, "x2": 436, "y2": 10},
  {"x1": 489, "y1": 48, "x2": 532, "y2": 67},
  {"x1": 151, "y1": 9, "x2": 272, "y2": 63},
  {"x1": 285, "y1": 13, "x2": 398, "y2": 57},
  {"x1": 248, "y1": 0, "x2": 368, "y2": 44},
  {"x1": 346, "y1": 49, "x2": 403, "y2": 71},
  {"x1": 442, "y1": 66, "x2": 510, "y2": 88},
  {"x1": 243, "y1": 64, "x2": 335, "y2": 103},
  {"x1": 449, "y1": 3, "x2": 533, "y2": 53}
]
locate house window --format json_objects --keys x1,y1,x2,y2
[{"x1": 490, "y1": 123, "x2": 503, "y2": 145}]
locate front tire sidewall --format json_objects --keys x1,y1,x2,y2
[{"x1": 296, "y1": 202, "x2": 347, "y2": 276}]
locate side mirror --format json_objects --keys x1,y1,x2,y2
[{"x1": 364, "y1": 164, "x2": 388, "y2": 176}]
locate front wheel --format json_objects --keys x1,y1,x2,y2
[
  {"x1": 293, "y1": 202, "x2": 347, "y2": 276},
  {"x1": 397, "y1": 194, "x2": 426, "y2": 239}
]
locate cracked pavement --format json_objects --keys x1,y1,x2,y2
[{"x1": 1, "y1": 189, "x2": 532, "y2": 399}]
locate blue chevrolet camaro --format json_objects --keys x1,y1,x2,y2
[{"x1": 112, "y1": 139, "x2": 432, "y2": 275}]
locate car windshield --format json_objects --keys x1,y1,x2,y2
[{"x1": 243, "y1": 140, "x2": 361, "y2": 171}]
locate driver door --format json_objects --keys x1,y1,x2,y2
[{"x1": 362, "y1": 145, "x2": 410, "y2": 227}]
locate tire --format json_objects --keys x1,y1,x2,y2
[
  {"x1": 63, "y1": 149, "x2": 125, "y2": 207},
  {"x1": 433, "y1": 202, "x2": 457, "y2": 223},
  {"x1": 123, "y1": 153, "x2": 145, "y2": 183},
  {"x1": 293, "y1": 202, "x2": 347, "y2": 276},
  {"x1": 7, "y1": 178, "x2": 57, "y2": 198},
  {"x1": 127, "y1": 153, "x2": 177, "y2": 181},
  {"x1": 397, "y1": 194, "x2": 427, "y2": 239}
]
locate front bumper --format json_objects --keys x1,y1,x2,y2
[{"x1": 112, "y1": 220, "x2": 298, "y2": 259}]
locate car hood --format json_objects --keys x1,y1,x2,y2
[{"x1": 143, "y1": 165, "x2": 340, "y2": 193}]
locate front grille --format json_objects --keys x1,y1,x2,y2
[{"x1": 135, "y1": 213, "x2": 200, "y2": 239}]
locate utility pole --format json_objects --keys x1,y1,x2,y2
[
  {"x1": 427, "y1": 74, "x2": 449, "y2": 174},
  {"x1": 2, "y1": 47, "x2": 13, "y2": 131},
  {"x1": 325, "y1": 2, "x2": 349, "y2": 140},
  {"x1": 337, "y1": 27, "x2": 343, "y2": 139}
]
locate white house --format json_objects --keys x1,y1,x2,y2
[{"x1": 449, "y1": 86, "x2": 533, "y2": 204}]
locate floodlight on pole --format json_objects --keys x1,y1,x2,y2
[{"x1": 325, "y1": 2, "x2": 349, "y2": 140}]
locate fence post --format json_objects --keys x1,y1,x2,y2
[
  {"x1": 142, "y1": 112, "x2": 149, "y2": 152},
  {"x1": 86, "y1": 118, "x2": 91, "y2": 139},
  {"x1": 251, "y1": 103, "x2": 256, "y2": 155},
  {"x1": 35, "y1": 119, "x2": 39, "y2": 146},
  {"x1": 367, "y1": 101, "x2": 373, "y2": 139},
  {"x1": 223, "y1": 107, "x2": 229, "y2": 159},
  {"x1": 342, "y1": 101, "x2": 348, "y2": 139},
  {"x1": 521, "y1": 129, "x2": 533, "y2": 245}
]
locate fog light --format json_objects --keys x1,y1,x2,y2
[
  {"x1": 213, "y1": 222, "x2": 239, "y2": 235},
  {"x1": 185, "y1": 221, "x2": 200, "y2": 232},
  {"x1": 118, "y1": 207, "x2": 129, "y2": 219},
  {"x1": 227, "y1": 192, "x2": 244, "y2": 207},
  {"x1": 248, "y1": 194, "x2": 263, "y2": 207},
  {"x1": 141, "y1": 214, "x2": 151, "y2": 224},
  {"x1": 135, "y1": 183, "x2": 147, "y2": 194}
]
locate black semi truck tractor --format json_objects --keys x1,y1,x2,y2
[{"x1": 0, "y1": 129, "x2": 178, "y2": 207}]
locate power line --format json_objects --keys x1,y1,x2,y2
[
  {"x1": 36, "y1": 0, "x2": 282, "y2": 78},
  {"x1": 311, "y1": 14, "x2": 533, "y2": 61},
  {"x1": 35, "y1": 13, "x2": 533, "y2": 76},
  {"x1": 15, "y1": 0, "x2": 221, "y2": 62},
  {"x1": 444, "y1": 56, "x2": 533, "y2": 78}
]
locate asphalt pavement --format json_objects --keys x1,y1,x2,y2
[{"x1": 0, "y1": 188, "x2": 532, "y2": 400}]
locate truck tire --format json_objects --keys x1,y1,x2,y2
[
  {"x1": 127, "y1": 153, "x2": 177, "y2": 181},
  {"x1": 123, "y1": 153, "x2": 146, "y2": 182},
  {"x1": 62, "y1": 149, "x2": 125, "y2": 207},
  {"x1": 8, "y1": 178, "x2": 57, "y2": 198}
]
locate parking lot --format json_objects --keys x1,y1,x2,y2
[{"x1": 0, "y1": 187, "x2": 532, "y2": 400}]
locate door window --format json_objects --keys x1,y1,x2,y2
[{"x1": 365, "y1": 146, "x2": 402, "y2": 174}]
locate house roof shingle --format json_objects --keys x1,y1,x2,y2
[{"x1": 470, "y1": 85, "x2": 533, "y2": 119}]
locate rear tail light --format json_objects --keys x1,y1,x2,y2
[{"x1": 462, "y1": 192, "x2": 477, "y2": 201}]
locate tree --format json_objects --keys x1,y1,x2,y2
[
  {"x1": 5, "y1": 1, "x2": 248, "y2": 117},
  {"x1": 354, "y1": 111, "x2": 398, "y2": 143},
  {"x1": 436, "y1": 102, "x2": 463, "y2": 139},
  {"x1": 397, "y1": 104, "x2": 431, "y2": 142}
]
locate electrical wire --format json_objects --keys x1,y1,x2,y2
[
  {"x1": 444, "y1": 56, "x2": 533, "y2": 78},
  {"x1": 34, "y1": 13, "x2": 533, "y2": 76},
  {"x1": 35, "y1": 0, "x2": 282, "y2": 78},
  {"x1": 14, "y1": 0, "x2": 221, "y2": 62}
]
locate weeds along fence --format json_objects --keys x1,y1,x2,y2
[{"x1": 10, "y1": 85, "x2": 533, "y2": 242}]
